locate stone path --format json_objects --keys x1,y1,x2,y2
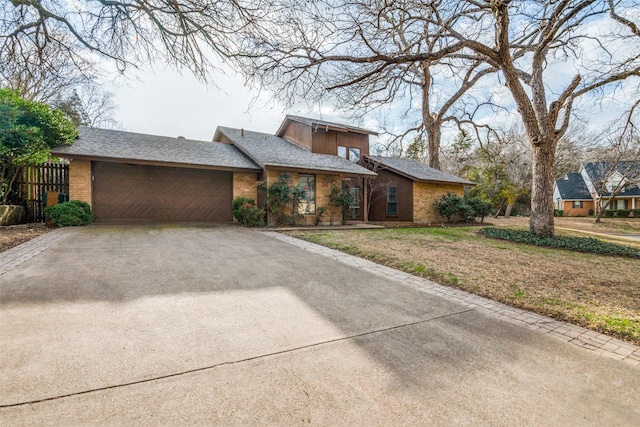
[
  {"x1": 266, "y1": 232, "x2": 640, "y2": 367},
  {"x1": 0, "y1": 228, "x2": 76, "y2": 276}
]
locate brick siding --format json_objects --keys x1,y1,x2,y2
[
  {"x1": 562, "y1": 200, "x2": 595, "y2": 216},
  {"x1": 233, "y1": 172, "x2": 259, "y2": 202},
  {"x1": 69, "y1": 160, "x2": 92, "y2": 207},
  {"x1": 413, "y1": 182, "x2": 465, "y2": 224},
  {"x1": 266, "y1": 169, "x2": 343, "y2": 225}
]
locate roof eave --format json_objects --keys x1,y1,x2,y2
[
  {"x1": 264, "y1": 163, "x2": 377, "y2": 177},
  {"x1": 214, "y1": 127, "x2": 267, "y2": 170},
  {"x1": 366, "y1": 157, "x2": 473, "y2": 185},
  {"x1": 49, "y1": 152, "x2": 262, "y2": 173},
  {"x1": 276, "y1": 115, "x2": 378, "y2": 136}
]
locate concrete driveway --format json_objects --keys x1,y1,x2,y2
[{"x1": 1, "y1": 224, "x2": 638, "y2": 425}]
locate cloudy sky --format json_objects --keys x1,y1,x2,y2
[{"x1": 107, "y1": 65, "x2": 287, "y2": 141}]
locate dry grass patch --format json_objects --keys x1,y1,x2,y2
[
  {"x1": 0, "y1": 227, "x2": 50, "y2": 252},
  {"x1": 286, "y1": 227, "x2": 640, "y2": 344}
]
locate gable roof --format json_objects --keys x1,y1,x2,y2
[
  {"x1": 51, "y1": 127, "x2": 261, "y2": 171},
  {"x1": 275, "y1": 115, "x2": 378, "y2": 137},
  {"x1": 214, "y1": 127, "x2": 377, "y2": 176},
  {"x1": 367, "y1": 156, "x2": 475, "y2": 185},
  {"x1": 582, "y1": 161, "x2": 640, "y2": 197},
  {"x1": 555, "y1": 173, "x2": 593, "y2": 200}
]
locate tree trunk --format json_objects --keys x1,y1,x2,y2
[
  {"x1": 427, "y1": 123, "x2": 441, "y2": 170},
  {"x1": 504, "y1": 204, "x2": 513, "y2": 218},
  {"x1": 530, "y1": 141, "x2": 556, "y2": 236},
  {"x1": 421, "y1": 71, "x2": 441, "y2": 171}
]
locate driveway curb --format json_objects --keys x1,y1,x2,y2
[
  {"x1": 0, "y1": 228, "x2": 77, "y2": 276},
  {"x1": 265, "y1": 232, "x2": 640, "y2": 367}
]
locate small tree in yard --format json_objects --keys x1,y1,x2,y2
[
  {"x1": 0, "y1": 89, "x2": 77, "y2": 204},
  {"x1": 466, "y1": 198, "x2": 492, "y2": 223},
  {"x1": 258, "y1": 173, "x2": 295, "y2": 226},
  {"x1": 589, "y1": 103, "x2": 640, "y2": 222},
  {"x1": 327, "y1": 178, "x2": 355, "y2": 225}
]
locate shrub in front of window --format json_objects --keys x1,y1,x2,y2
[
  {"x1": 327, "y1": 181, "x2": 355, "y2": 224},
  {"x1": 232, "y1": 197, "x2": 265, "y2": 227},
  {"x1": 258, "y1": 173, "x2": 315, "y2": 226},
  {"x1": 602, "y1": 210, "x2": 616, "y2": 218},
  {"x1": 45, "y1": 200, "x2": 92, "y2": 227}
]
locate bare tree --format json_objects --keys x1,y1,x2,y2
[
  {"x1": 236, "y1": 0, "x2": 639, "y2": 236},
  {"x1": 587, "y1": 101, "x2": 640, "y2": 222},
  {"x1": 439, "y1": 0, "x2": 640, "y2": 235},
  {"x1": 52, "y1": 85, "x2": 119, "y2": 129},
  {"x1": 362, "y1": 158, "x2": 397, "y2": 220},
  {"x1": 1, "y1": 1, "x2": 270, "y2": 80},
  {"x1": 234, "y1": 0, "x2": 496, "y2": 170},
  {"x1": 0, "y1": 30, "x2": 96, "y2": 103}
]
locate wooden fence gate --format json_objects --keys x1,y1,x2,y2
[{"x1": 18, "y1": 162, "x2": 69, "y2": 222}]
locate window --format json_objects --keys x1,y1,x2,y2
[
  {"x1": 338, "y1": 146, "x2": 347, "y2": 158},
  {"x1": 297, "y1": 174, "x2": 316, "y2": 214},
  {"x1": 349, "y1": 186, "x2": 361, "y2": 216},
  {"x1": 387, "y1": 186, "x2": 398, "y2": 216},
  {"x1": 572, "y1": 201, "x2": 583, "y2": 208},
  {"x1": 348, "y1": 147, "x2": 361, "y2": 163}
]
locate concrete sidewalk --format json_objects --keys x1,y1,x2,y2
[{"x1": 1, "y1": 224, "x2": 638, "y2": 425}]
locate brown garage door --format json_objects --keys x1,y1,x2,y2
[{"x1": 93, "y1": 162, "x2": 232, "y2": 222}]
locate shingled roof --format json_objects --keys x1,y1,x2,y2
[
  {"x1": 215, "y1": 127, "x2": 377, "y2": 176},
  {"x1": 51, "y1": 127, "x2": 261, "y2": 171},
  {"x1": 582, "y1": 161, "x2": 640, "y2": 197},
  {"x1": 275, "y1": 115, "x2": 378, "y2": 136},
  {"x1": 367, "y1": 156, "x2": 475, "y2": 185},
  {"x1": 555, "y1": 173, "x2": 593, "y2": 200}
]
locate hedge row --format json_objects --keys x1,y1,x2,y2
[{"x1": 479, "y1": 227, "x2": 640, "y2": 259}]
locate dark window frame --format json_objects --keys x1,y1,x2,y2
[
  {"x1": 298, "y1": 174, "x2": 316, "y2": 215},
  {"x1": 387, "y1": 185, "x2": 398, "y2": 216}
]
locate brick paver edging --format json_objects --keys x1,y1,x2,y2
[
  {"x1": 265, "y1": 232, "x2": 640, "y2": 368},
  {"x1": 0, "y1": 228, "x2": 77, "y2": 276}
]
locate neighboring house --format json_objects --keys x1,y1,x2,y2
[
  {"x1": 52, "y1": 115, "x2": 473, "y2": 224},
  {"x1": 554, "y1": 161, "x2": 640, "y2": 216},
  {"x1": 553, "y1": 173, "x2": 596, "y2": 216}
]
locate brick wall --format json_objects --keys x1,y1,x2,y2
[
  {"x1": 233, "y1": 172, "x2": 259, "y2": 201},
  {"x1": 562, "y1": 200, "x2": 595, "y2": 216},
  {"x1": 69, "y1": 160, "x2": 92, "y2": 207},
  {"x1": 316, "y1": 173, "x2": 343, "y2": 225},
  {"x1": 265, "y1": 169, "x2": 343, "y2": 225},
  {"x1": 413, "y1": 182, "x2": 465, "y2": 224}
]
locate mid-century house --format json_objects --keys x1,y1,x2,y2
[
  {"x1": 554, "y1": 161, "x2": 640, "y2": 215},
  {"x1": 51, "y1": 115, "x2": 473, "y2": 224}
]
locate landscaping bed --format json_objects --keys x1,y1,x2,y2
[
  {"x1": 0, "y1": 225, "x2": 50, "y2": 253},
  {"x1": 285, "y1": 226, "x2": 640, "y2": 344}
]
